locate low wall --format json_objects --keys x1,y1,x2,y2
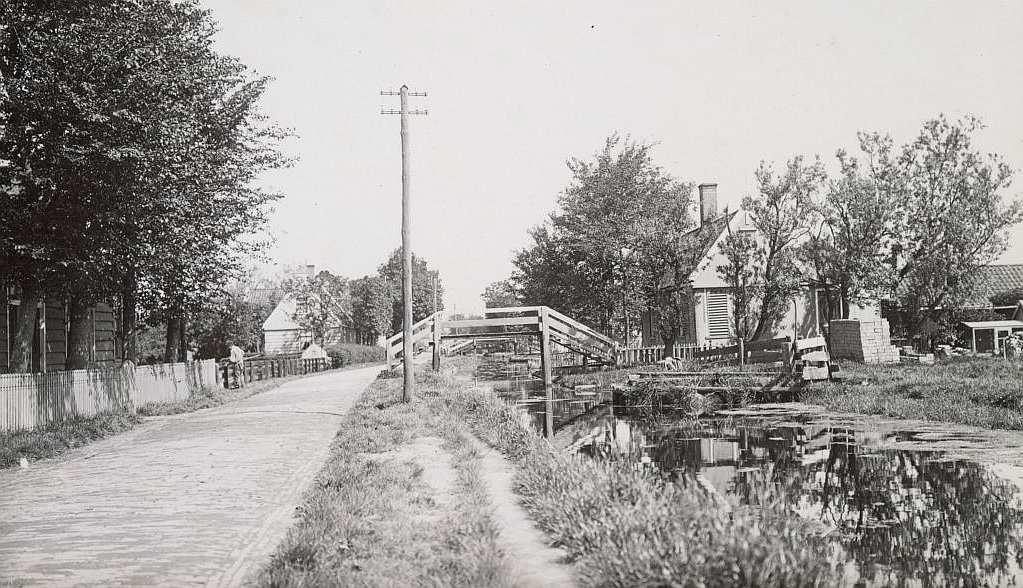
[
  {"x1": 0, "y1": 359, "x2": 219, "y2": 432},
  {"x1": 830, "y1": 319, "x2": 900, "y2": 364}
]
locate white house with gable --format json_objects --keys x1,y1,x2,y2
[{"x1": 640, "y1": 183, "x2": 879, "y2": 347}]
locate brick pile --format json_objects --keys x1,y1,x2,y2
[{"x1": 829, "y1": 319, "x2": 900, "y2": 364}]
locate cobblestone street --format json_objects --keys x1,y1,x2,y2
[{"x1": 0, "y1": 365, "x2": 381, "y2": 587}]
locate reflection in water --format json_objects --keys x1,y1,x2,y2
[
  {"x1": 557, "y1": 402, "x2": 1023, "y2": 587},
  {"x1": 477, "y1": 356, "x2": 1023, "y2": 585}
]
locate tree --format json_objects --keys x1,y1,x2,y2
[
  {"x1": 889, "y1": 116, "x2": 1022, "y2": 334},
  {"x1": 481, "y1": 279, "x2": 520, "y2": 308},
  {"x1": 0, "y1": 1, "x2": 288, "y2": 371},
  {"x1": 797, "y1": 133, "x2": 904, "y2": 320},
  {"x1": 377, "y1": 249, "x2": 443, "y2": 333},
  {"x1": 351, "y1": 276, "x2": 395, "y2": 342},
  {"x1": 718, "y1": 157, "x2": 826, "y2": 342},
  {"x1": 512, "y1": 135, "x2": 694, "y2": 344},
  {"x1": 284, "y1": 271, "x2": 351, "y2": 346}
]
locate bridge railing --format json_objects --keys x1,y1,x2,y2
[{"x1": 385, "y1": 311, "x2": 443, "y2": 367}]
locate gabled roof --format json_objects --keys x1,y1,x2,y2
[
  {"x1": 962, "y1": 264, "x2": 1023, "y2": 307},
  {"x1": 246, "y1": 287, "x2": 282, "y2": 307},
  {"x1": 262, "y1": 294, "x2": 300, "y2": 331},
  {"x1": 658, "y1": 211, "x2": 739, "y2": 290}
]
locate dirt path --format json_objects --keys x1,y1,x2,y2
[
  {"x1": 470, "y1": 438, "x2": 576, "y2": 587},
  {"x1": 0, "y1": 365, "x2": 381, "y2": 587}
]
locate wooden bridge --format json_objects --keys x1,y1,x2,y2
[{"x1": 385, "y1": 306, "x2": 616, "y2": 435}]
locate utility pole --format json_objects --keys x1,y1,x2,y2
[
  {"x1": 381, "y1": 85, "x2": 428, "y2": 402},
  {"x1": 432, "y1": 271, "x2": 438, "y2": 315}
]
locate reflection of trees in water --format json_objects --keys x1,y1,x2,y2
[{"x1": 735, "y1": 428, "x2": 1023, "y2": 586}]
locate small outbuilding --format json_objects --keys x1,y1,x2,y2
[{"x1": 962, "y1": 320, "x2": 1023, "y2": 354}]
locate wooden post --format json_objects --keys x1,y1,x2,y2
[
  {"x1": 432, "y1": 316, "x2": 441, "y2": 371},
  {"x1": 539, "y1": 307, "x2": 554, "y2": 439}
]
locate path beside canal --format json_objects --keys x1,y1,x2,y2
[{"x1": 0, "y1": 364, "x2": 382, "y2": 587}]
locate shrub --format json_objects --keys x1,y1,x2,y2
[{"x1": 327, "y1": 343, "x2": 385, "y2": 367}]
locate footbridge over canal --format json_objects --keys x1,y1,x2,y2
[{"x1": 385, "y1": 306, "x2": 617, "y2": 434}]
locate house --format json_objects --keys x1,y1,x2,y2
[
  {"x1": 960, "y1": 263, "x2": 1023, "y2": 312},
  {"x1": 641, "y1": 183, "x2": 879, "y2": 347},
  {"x1": 0, "y1": 285, "x2": 118, "y2": 373},
  {"x1": 261, "y1": 292, "x2": 362, "y2": 355}
]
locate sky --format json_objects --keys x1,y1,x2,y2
[{"x1": 200, "y1": 0, "x2": 1023, "y2": 314}]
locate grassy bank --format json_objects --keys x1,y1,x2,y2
[
  {"x1": 803, "y1": 356, "x2": 1023, "y2": 430},
  {"x1": 0, "y1": 411, "x2": 142, "y2": 469},
  {"x1": 267, "y1": 358, "x2": 841, "y2": 586},
  {"x1": 259, "y1": 369, "x2": 512, "y2": 586},
  {"x1": 440, "y1": 364, "x2": 840, "y2": 586}
]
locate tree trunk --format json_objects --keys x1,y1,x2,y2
[
  {"x1": 165, "y1": 316, "x2": 182, "y2": 363},
  {"x1": 178, "y1": 316, "x2": 187, "y2": 361},
  {"x1": 121, "y1": 277, "x2": 138, "y2": 363},
  {"x1": 9, "y1": 282, "x2": 42, "y2": 373},
  {"x1": 66, "y1": 295, "x2": 92, "y2": 370}
]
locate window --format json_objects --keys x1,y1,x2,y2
[{"x1": 706, "y1": 291, "x2": 731, "y2": 339}]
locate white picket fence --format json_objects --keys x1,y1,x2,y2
[{"x1": 0, "y1": 359, "x2": 219, "y2": 433}]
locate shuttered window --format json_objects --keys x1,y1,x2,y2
[{"x1": 705, "y1": 291, "x2": 731, "y2": 339}]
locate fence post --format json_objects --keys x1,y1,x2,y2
[
  {"x1": 538, "y1": 307, "x2": 554, "y2": 439},
  {"x1": 432, "y1": 316, "x2": 441, "y2": 371}
]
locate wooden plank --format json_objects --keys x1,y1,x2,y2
[
  {"x1": 746, "y1": 338, "x2": 791, "y2": 353},
  {"x1": 484, "y1": 306, "x2": 541, "y2": 315},
  {"x1": 802, "y1": 366, "x2": 830, "y2": 380},
  {"x1": 440, "y1": 316, "x2": 539, "y2": 329},
  {"x1": 747, "y1": 350, "x2": 781, "y2": 364},
  {"x1": 795, "y1": 337, "x2": 827, "y2": 351},
  {"x1": 539, "y1": 308, "x2": 554, "y2": 439},
  {"x1": 800, "y1": 350, "x2": 830, "y2": 363},
  {"x1": 692, "y1": 344, "x2": 740, "y2": 359}
]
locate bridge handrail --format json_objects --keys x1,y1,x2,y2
[
  {"x1": 544, "y1": 307, "x2": 617, "y2": 350},
  {"x1": 386, "y1": 311, "x2": 443, "y2": 347}
]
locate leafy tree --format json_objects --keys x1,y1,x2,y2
[
  {"x1": 481, "y1": 279, "x2": 520, "y2": 308},
  {"x1": 377, "y1": 249, "x2": 443, "y2": 333},
  {"x1": 718, "y1": 157, "x2": 826, "y2": 342},
  {"x1": 187, "y1": 289, "x2": 267, "y2": 359},
  {"x1": 0, "y1": 1, "x2": 288, "y2": 371},
  {"x1": 284, "y1": 271, "x2": 351, "y2": 346},
  {"x1": 512, "y1": 135, "x2": 694, "y2": 345},
  {"x1": 351, "y1": 275, "x2": 394, "y2": 342},
  {"x1": 890, "y1": 116, "x2": 1022, "y2": 333},
  {"x1": 797, "y1": 133, "x2": 904, "y2": 319}
]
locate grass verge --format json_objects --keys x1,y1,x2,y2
[
  {"x1": 0, "y1": 411, "x2": 142, "y2": 469},
  {"x1": 258, "y1": 369, "x2": 513, "y2": 587},
  {"x1": 803, "y1": 356, "x2": 1023, "y2": 430}
]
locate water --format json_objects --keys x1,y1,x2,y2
[{"x1": 477, "y1": 357, "x2": 1023, "y2": 586}]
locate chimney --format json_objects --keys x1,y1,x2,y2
[{"x1": 698, "y1": 183, "x2": 718, "y2": 226}]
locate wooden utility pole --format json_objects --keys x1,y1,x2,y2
[
  {"x1": 381, "y1": 85, "x2": 428, "y2": 402},
  {"x1": 432, "y1": 271, "x2": 438, "y2": 315}
]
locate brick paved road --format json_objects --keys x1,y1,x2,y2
[{"x1": 0, "y1": 365, "x2": 382, "y2": 587}]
